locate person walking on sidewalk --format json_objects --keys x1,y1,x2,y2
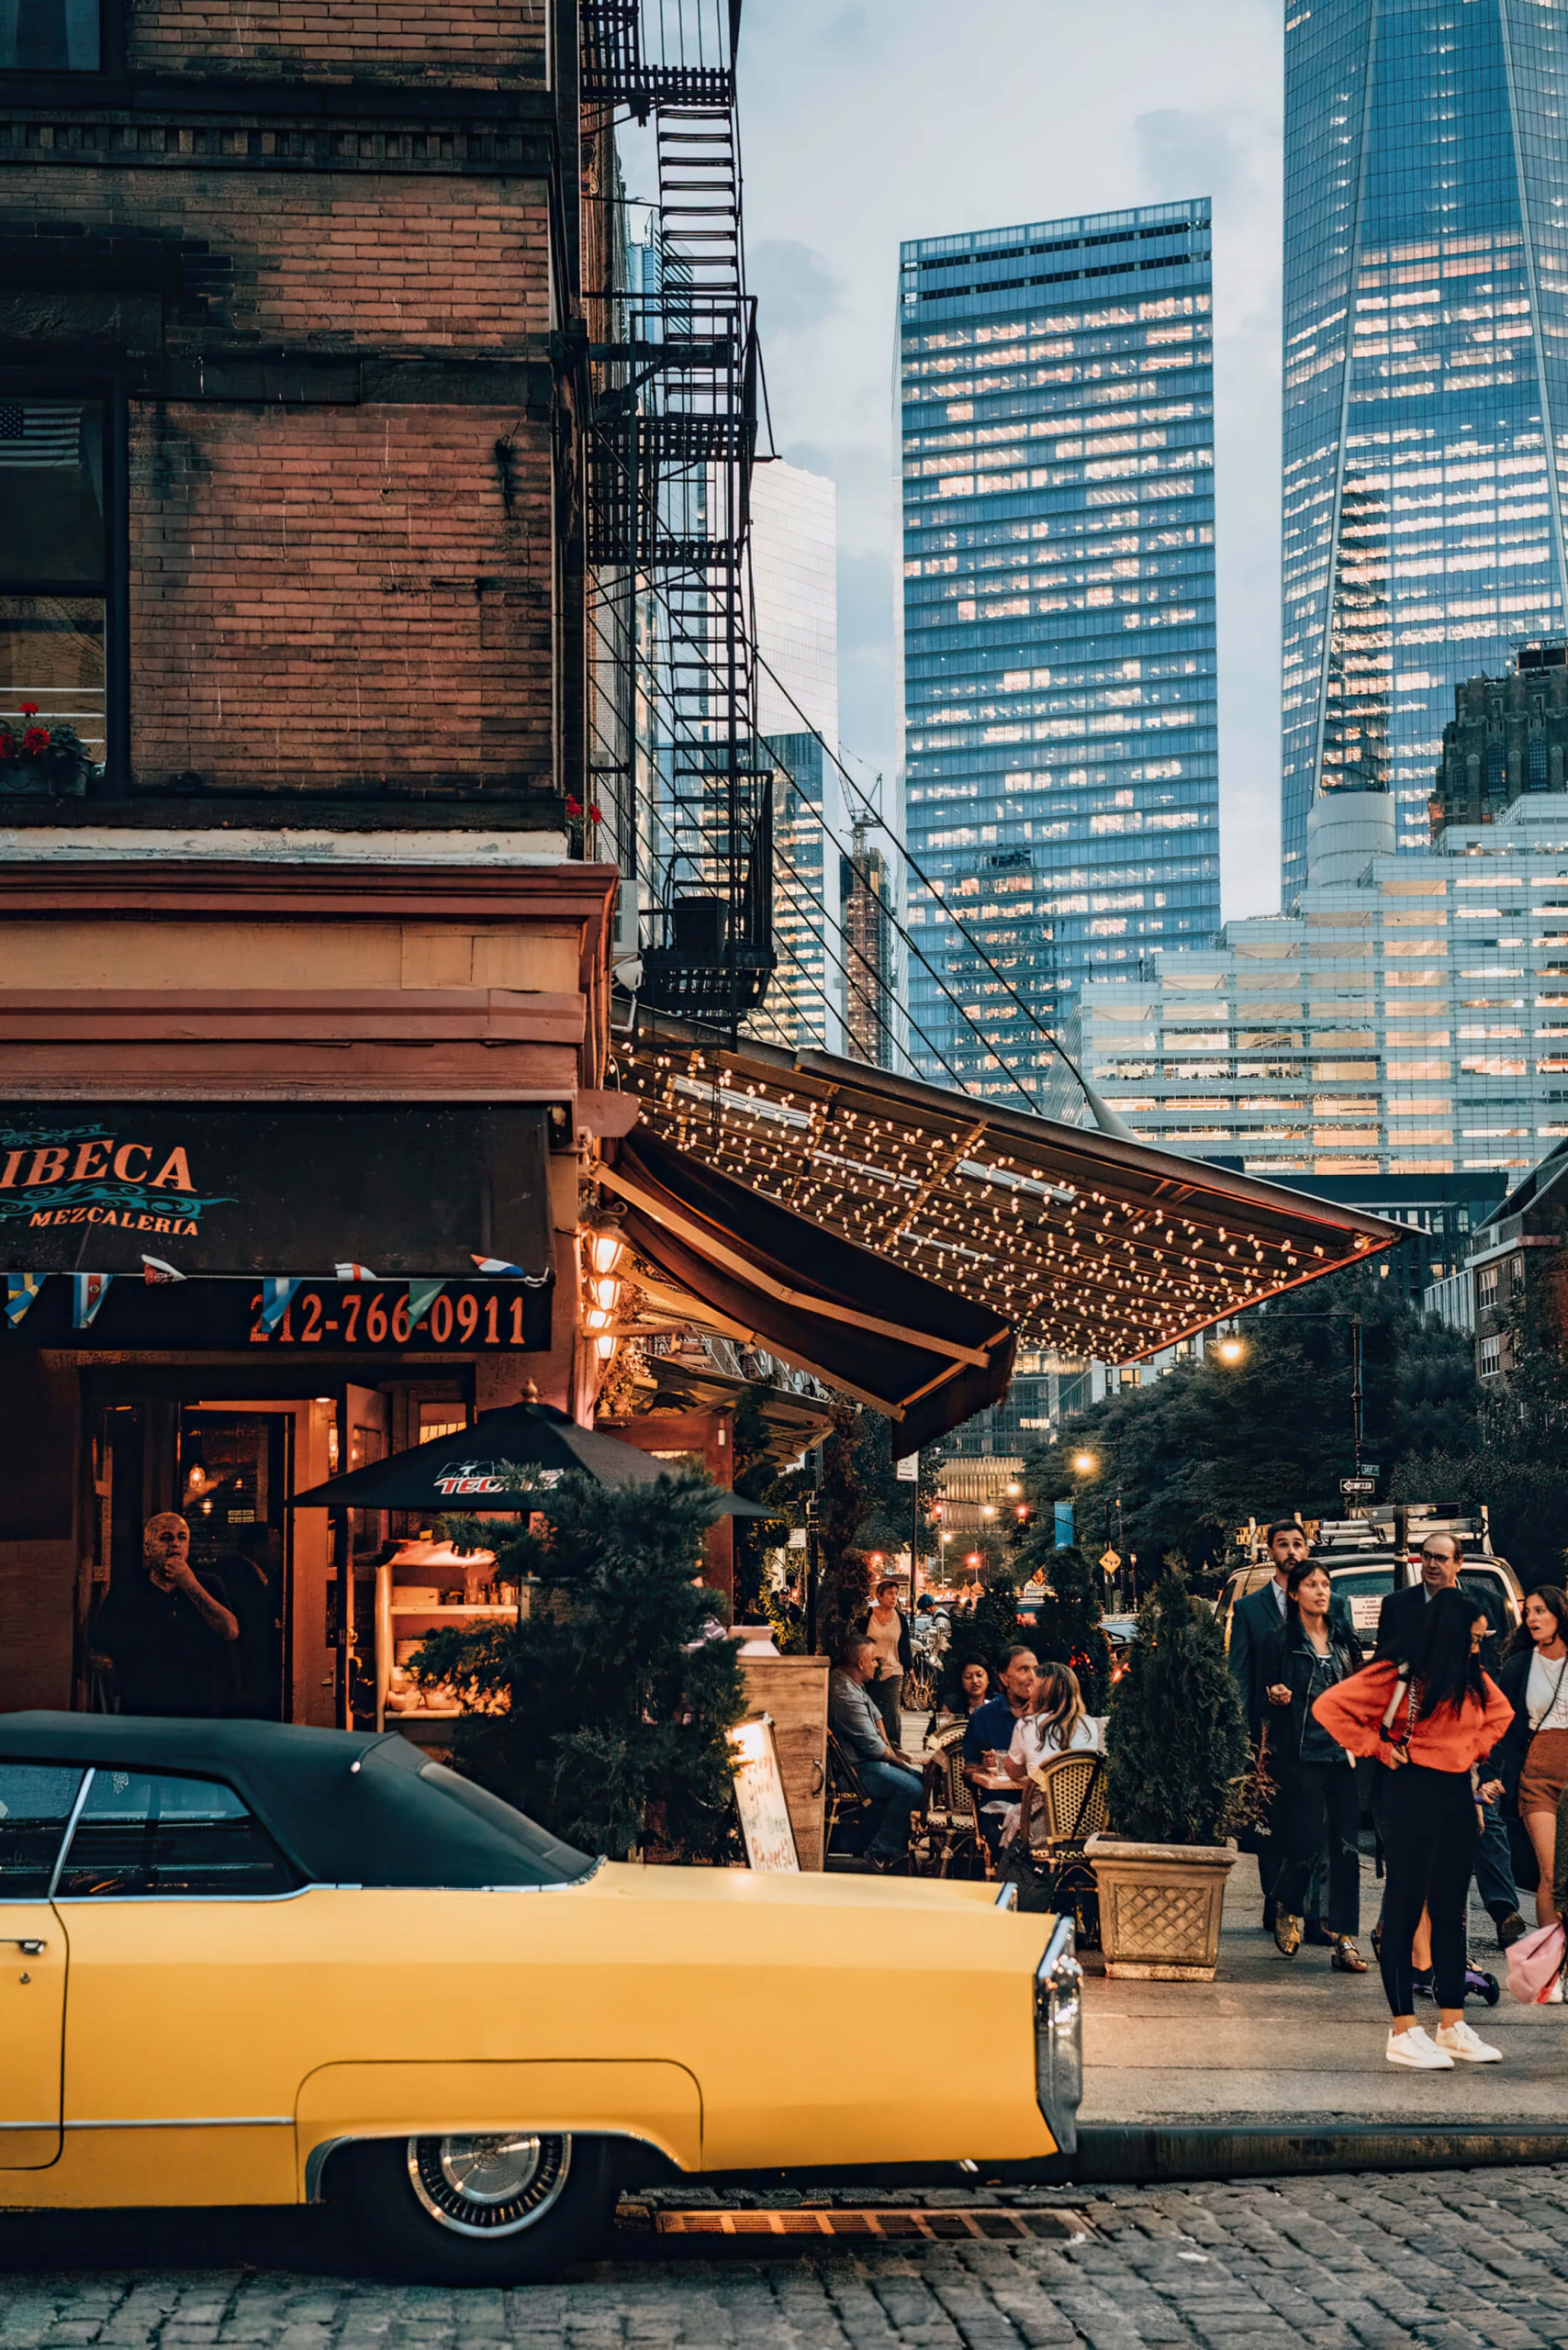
[
  {"x1": 1263, "y1": 1560, "x2": 1368, "y2": 1973},
  {"x1": 1494, "y1": 1584, "x2": 1568, "y2": 1926},
  {"x1": 1313, "y1": 1586, "x2": 1515, "y2": 2071},
  {"x1": 1374, "y1": 1530, "x2": 1526, "y2": 1951},
  {"x1": 857, "y1": 1579, "x2": 914, "y2": 1747}
]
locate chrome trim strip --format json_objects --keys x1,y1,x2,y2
[
  {"x1": 64, "y1": 2117, "x2": 294, "y2": 2131},
  {"x1": 0, "y1": 2121, "x2": 57, "y2": 2132},
  {"x1": 46, "y1": 1768, "x2": 95, "y2": 1899},
  {"x1": 304, "y1": 2122, "x2": 675, "y2": 2202}
]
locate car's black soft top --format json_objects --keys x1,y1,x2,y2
[{"x1": 0, "y1": 1714, "x2": 595, "y2": 1891}]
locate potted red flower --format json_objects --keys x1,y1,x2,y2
[{"x1": 0, "y1": 703, "x2": 94, "y2": 797}]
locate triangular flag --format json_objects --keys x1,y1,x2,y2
[
  {"x1": 472, "y1": 1254, "x2": 525, "y2": 1277},
  {"x1": 334, "y1": 1262, "x2": 377, "y2": 1281},
  {"x1": 141, "y1": 1255, "x2": 185, "y2": 1284},
  {"x1": 260, "y1": 1277, "x2": 302, "y2": 1332},
  {"x1": 6, "y1": 1272, "x2": 42, "y2": 1328},
  {"x1": 407, "y1": 1279, "x2": 445, "y2": 1327},
  {"x1": 72, "y1": 1272, "x2": 113, "y2": 1329}
]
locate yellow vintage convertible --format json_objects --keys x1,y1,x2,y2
[{"x1": 0, "y1": 1714, "x2": 1081, "y2": 2280}]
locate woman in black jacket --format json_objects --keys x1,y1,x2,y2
[
  {"x1": 1495, "y1": 1585, "x2": 1568, "y2": 1924},
  {"x1": 1264, "y1": 1558, "x2": 1368, "y2": 1972}
]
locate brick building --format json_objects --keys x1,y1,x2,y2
[
  {"x1": 0, "y1": 0, "x2": 624, "y2": 1724},
  {"x1": 1431, "y1": 643, "x2": 1568, "y2": 833}
]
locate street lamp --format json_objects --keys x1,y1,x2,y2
[
  {"x1": 1072, "y1": 1449, "x2": 1097, "y2": 1476},
  {"x1": 1214, "y1": 1336, "x2": 1245, "y2": 1365}
]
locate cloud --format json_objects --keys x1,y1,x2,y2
[{"x1": 749, "y1": 240, "x2": 843, "y2": 336}]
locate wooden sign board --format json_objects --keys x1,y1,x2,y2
[{"x1": 728, "y1": 1712, "x2": 799, "y2": 1873}]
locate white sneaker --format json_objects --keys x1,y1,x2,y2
[
  {"x1": 1434, "y1": 2019, "x2": 1503, "y2": 2063},
  {"x1": 1385, "y1": 2025, "x2": 1454, "y2": 2069},
  {"x1": 1543, "y1": 1975, "x2": 1564, "y2": 2004}
]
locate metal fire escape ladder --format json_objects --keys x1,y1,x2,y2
[{"x1": 579, "y1": 0, "x2": 773, "y2": 1035}]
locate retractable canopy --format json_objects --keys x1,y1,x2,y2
[
  {"x1": 600, "y1": 1130, "x2": 1014, "y2": 1451},
  {"x1": 620, "y1": 1029, "x2": 1406, "y2": 1364}
]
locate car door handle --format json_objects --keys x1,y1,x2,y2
[{"x1": 0, "y1": 1940, "x2": 45, "y2": 1955}]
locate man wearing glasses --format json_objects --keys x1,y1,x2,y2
[{"x1": 1375, "y1": 1533, "x2": 1526, "y2": 1951}]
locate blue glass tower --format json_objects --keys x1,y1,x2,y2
[
  {"x1": 1282, "y1": 0, "x2": 1568, "y2": 896},
  {"x1": 897, "y1": 200, "x2": 1220, "y2": 1100}
]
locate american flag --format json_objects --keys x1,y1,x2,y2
[{"x1": 0, "y1": 402, "x2": 82, "y2": 468}]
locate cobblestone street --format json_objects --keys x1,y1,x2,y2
[{"x1": 8, "y1": 2168, "x2": 1568, "y2": 2347}]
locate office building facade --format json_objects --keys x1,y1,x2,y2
[
  {"x1": 897, "y1": 199, "x2": 1221, "y2": 1101},
  {"x1": 1281, "y1": 0, "x2": 1568, "y2": 896}
]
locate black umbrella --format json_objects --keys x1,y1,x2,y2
[{"x1": 286, "y1": 1399, "x2": 775, "y2": 1517}]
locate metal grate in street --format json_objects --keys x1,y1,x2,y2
[{"x1": 643, "y1": 2204, "x2": 1095, "y2": 2243}]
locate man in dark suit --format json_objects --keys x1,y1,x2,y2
[
  {"x1": 1372, "y1": 1530, "x2": 1525, "y2": 1950},
  {"x1": 1230, "y1": 1522, "x2": 1358, "y2": 1740},
  {"x1": 1228, "y1": 1521, "x2": 1358, "y2": 1930}
]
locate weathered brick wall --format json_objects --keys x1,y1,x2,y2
[
  {"x1": 128, "y1": 0, "x2": 548, "y2": 84},
  {"x1": 4, "y1": 162, "x2": 560, "y2": 793},
  {"x1": 130, "y1": 398, "x2": 554, "y2": 792},
  {"x1": 7, "y1": 167, "x2": 551, "y2": 350}
]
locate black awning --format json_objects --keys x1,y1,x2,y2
[
  {"x1": 0, "y1": 1102, "x2": 554, "y2": 1278},
  {"x1": 600, "y1": 1131, "x2": 1014, "y2": 1452}
]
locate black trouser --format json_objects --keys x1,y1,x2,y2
[
  {"x1": 1276, "y1": 1758, "x2": 1361, "y2": 1936},
  {"x1": 1373, "y1": 1762, "x2": 1480, "y2": 2017}
]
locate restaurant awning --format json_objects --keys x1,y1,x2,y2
[
  {"x1": 599, "y1": 1131, "x2": 1014, "y2": 1452},
  {"x1": 619, "y1": 1026, "x2": 1406, "y2": 1365}
]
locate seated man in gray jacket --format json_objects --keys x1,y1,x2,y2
[{"x1": 829, "y1": 1635, "x2": 925, "y2": 1873}]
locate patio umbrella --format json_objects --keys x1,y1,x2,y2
[{"x1": 286, "y1": 1398, "x2": 775, "y2": 1516}]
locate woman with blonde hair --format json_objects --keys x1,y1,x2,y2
[{"x1": 1004, "y1": 1661, "x2": 1101, "y2": 1781}]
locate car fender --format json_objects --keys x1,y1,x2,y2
[{"x1": 295, "y1": 2058, "x2": 703, "y2": 2199}]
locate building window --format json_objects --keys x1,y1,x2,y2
[
  {"x1": 0, "y1": 0, "x2": 100, "y2": 66},
  {"x1": 1530, "y1": 733, "x2": 1550, "y2": 791},
  {"x1": 1479, "y1": 1333, "x2": 1502, "y2": 1378},
  {"x1": 0, "y1": 397, "x2": 106, "y2": 786},
  {"x1": 1477, "y1": 1263, "x2": 1499, "y2": 1307}
]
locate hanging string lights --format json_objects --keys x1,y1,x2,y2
[{"x1": 617, "y1": 1033, "x2": 1400, "y2": 1365}]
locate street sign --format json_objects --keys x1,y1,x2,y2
[
  {"x1": 1099, "y1": 1547, "x2": 1122, "y2": 1575},
  {"x1": 1339, "y1": 1476, "x2": 1376, "y2": 1497},
  {"x1": 894, "y1": 1452, "x2": 919, "y2": 1483}
]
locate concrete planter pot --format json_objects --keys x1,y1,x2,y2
[{"x1": 1086, "y1": 1834, "x2": 1238, "y2": 1981}]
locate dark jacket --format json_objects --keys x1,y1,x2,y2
[
  {"x1": 1229, "y1": 1578, "x2": 1358, "y2": 1742},
  {"x1": 1260, "y1": 1617, "x2": 1362, "y2": 1767},
  {"x1": 856, "y1": 1604, "x2": 913, "y2": 1673},
  {"x1": 1373, "y1": 1579, "x2": 1504, "y2": 1677}
]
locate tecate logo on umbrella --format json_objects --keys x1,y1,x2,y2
[{"x1": 432, "y1": 1461, "x2": 510, "y2": 1495}]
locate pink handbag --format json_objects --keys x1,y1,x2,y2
[{"x1": 1506, "y1": 1919, "x2": 1566, "y2": 2004}]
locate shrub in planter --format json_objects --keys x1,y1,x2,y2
[
  {"x1": 413, "y1": 1471, "x2": 745, "y2": 1863},
  {"x1": 1090, "y1": 1569, "x2": 1251, "y2": 1979}
]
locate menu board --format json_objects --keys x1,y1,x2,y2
[{"x1": 727, "y1": 1714, "x2": 799, "y2": 1874}]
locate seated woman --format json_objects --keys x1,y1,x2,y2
[
  {"x1": 1264, "y1": 1557, "x2": 1368, "y2": 1973},
  {"x1": 930, "y1": 1653, "x2": 995, "y2": 1737},
  {"x1": 1003, "y1": 1662, "x2": 1101, "y2": 1779}
]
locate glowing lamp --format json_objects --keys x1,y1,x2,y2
[{"x1": 587, "y1": 1225, "x2": 626, "y2": 1279}]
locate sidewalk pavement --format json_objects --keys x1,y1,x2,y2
[{"x1": 1081, "y1": 1850, "x2": 1566, "y2": 2127}]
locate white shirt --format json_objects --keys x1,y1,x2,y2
[
  {"x1": 1528, "y1": 1650, "x2": 1568, "y2": 1733},
  {"x1": 1007, "y1": 1711, "x2": 1103, "y2": 1774}
]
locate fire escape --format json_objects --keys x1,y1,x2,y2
[{"x1": 580, "y1": 0, "x2": 774, "y2": 1035}]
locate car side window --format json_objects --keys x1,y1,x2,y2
[
  {"x1": 54, "y1": 1771, "x2": 297, "y2": 1899},
  {"x1": 0, "y1": 1765, "x2": 86, "y2": 1899}
]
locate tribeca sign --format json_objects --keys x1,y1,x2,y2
[{"x1": 4, "y1": 1133, "x2": 211, "y2": 1236}]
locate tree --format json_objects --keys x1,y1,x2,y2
[
  {"x1": 1014, "y1": 1539, "x2": 1113, "y2": 1712},
  {"x1": 413, "y1": 1473, "x2": 745, "y2": 1863},
  {"x1": 729, "y1": 1382, "x2": 791, "y2": 1622},
  {"x1": 1103, "y1": 1570, "x2": 1250, "y2": 1847},
  {"x1": 816, "y1": 1401, "x2": 874, "y2": 1660},
  {"x1": 1024, "y1": 1263, "x2": 1481, "y2": 1570}
]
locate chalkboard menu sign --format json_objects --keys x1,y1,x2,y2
[{"x1": 728, "y1": 1714, "x2": 799, "y2": 1874}]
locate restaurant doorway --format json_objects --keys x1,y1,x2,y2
[{"x1": 180, "y1": 1411, "x2": 291, "y2": 1723}]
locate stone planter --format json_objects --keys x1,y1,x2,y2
[{"x1": 1086, "y1": 1834, "x2": 1238, "y2": 1981}]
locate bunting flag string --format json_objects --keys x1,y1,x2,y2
[
  {"x1": 259, "y1": 1277, "x2": 303, "y2": 1332},
  {"x1": 334, "y1": 1262, "x2": 377, "y2": 1281},
  {"x1": 6, "y1": 1272, "x2": 41, "y2": 1327},
  {"x1": 141, "y1": 1256, "x2": 185, "y2": 1284},
  {"x1": 472, "y1": 1254, "x2": 526, "y2": 1278},
  {"x1": 72, "y1": 1272, "x2": 114, "y2": 1329},
  {"x1": 407, "y1": 1278, "x2": 446, "y2": 1325}
]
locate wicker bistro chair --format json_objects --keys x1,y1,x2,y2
[
  {"x1": 824, "y1": 1729, "x2": 878, "y2": 1863},
  {"x1": 909, "y1": 1720, "x2": 991, "y2": 1881},
  {"x1": 1004, "y1": 1750, "x2": 1109, "y2": 1938}
]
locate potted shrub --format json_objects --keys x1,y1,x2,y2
[
  {"x1": 1088, "y1": 1569, "x2": 1250, "y2": 1980},
  {"x1": 0, "y1": 705, "x2": 93, "y2": 797}
]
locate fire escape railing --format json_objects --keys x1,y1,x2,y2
[{"x1": 580, "y1": 0, "x2": 774, "y2": 1033}]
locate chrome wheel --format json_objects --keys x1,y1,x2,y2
[{"x1": 407, "y1": 2132, "x2": 572, "y2": 2236}]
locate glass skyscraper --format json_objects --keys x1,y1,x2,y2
[
  {"x1": 897, "y1": 200, "x2": 1220, "y2": 1102},
  {"x1": 1281, "y1": 0, "x2": 1568, "y2": 897}
]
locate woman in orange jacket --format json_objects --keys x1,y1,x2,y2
[{"x1": 1312, "y1": 1584, "x2": 1515, "y2": 2071}]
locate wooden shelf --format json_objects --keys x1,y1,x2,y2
[{"x1": 390, "y1": 1604, "x2": 518, "y2": 1617}]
